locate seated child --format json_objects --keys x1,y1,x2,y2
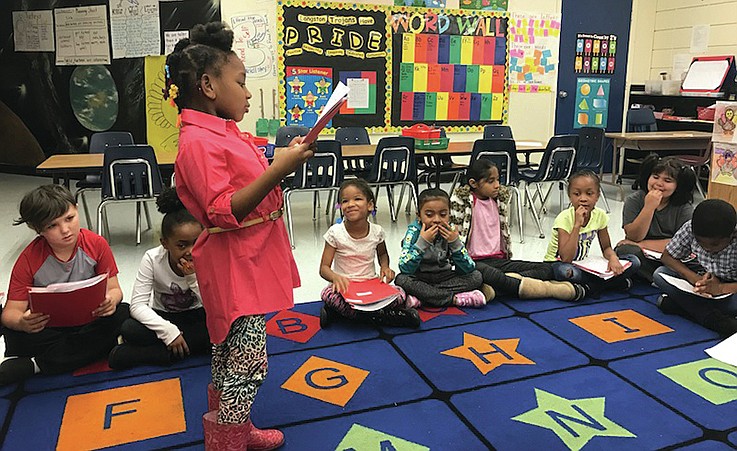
[
  {"x1": 109, "y1": 187, "x2": 210, "y2": 369},
  {"x1": 0, "y1": 185, "x2": 128, "y2": 385},
  {"x1": 654, "y1": 199, "x2": 737, "y2": 337},
  {"x1": 616, "y1": 155, "x2": 695, "y2": 282},
  {"x1": 319, "y1": 179, "x2": 419, "y2": 328},
  {"x1": 544, "y1": 170, "x2": 640, "y2": 295},
  {"x1": 395, "y1": 188, "x2": 488, "y2": 308},
  {"x1": 451, "y1": 159, "x2": 585, "y2": 301}
]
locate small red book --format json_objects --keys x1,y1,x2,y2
[
  {"x1": 343, "y1": 278, "x2": 400, "y2": 312},
  {"x1": 28, "y1": 274, "x2": 108, "y2": 327}
]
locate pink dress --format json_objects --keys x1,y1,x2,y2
[{"x1": 175, "y1": 109, "x2": 300, "y2": 344}]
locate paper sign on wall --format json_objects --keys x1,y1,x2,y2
[{"x1": 574, "y1": 77, "x2": 609, "y2": 129}]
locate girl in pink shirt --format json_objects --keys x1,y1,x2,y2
[
  {"x1": 166, "y1": 22, "x2": 313, "y2": 450},
  {"x1": 450, "y1": 159, "x2": 586, "y2": 301}
]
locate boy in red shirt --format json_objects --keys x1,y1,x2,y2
[{"x1": 0, "y1": 185, "x2": 128, "y2": 385}]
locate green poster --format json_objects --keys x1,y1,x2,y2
[
  {"x1": 459, "y1": 0, "x2": 508, "y2": 11},
  {"x1": 574, "y1": 77, "x2": 610, "y2": 129}
]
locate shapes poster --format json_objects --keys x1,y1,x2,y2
[
  {"x1": 389, "y1": 8, "x2": 509, "y2": 130},
  {"x1": 278, "y1": 2, "x2": 389, "y2": 132},
  {"x1": 459, "y1": 0, "x2": 508, "y2": 11},
  {"x1": 574, "y1": 77, "x2": 609, "y2": 129},
  {"x1": 285, "y1": 67, "x2": 333, "y2": 128},
  {"x1": 575, "y1": 33, "x2": 616, "y2": 74},
  {"x1": 508, "y1": 12, "x2": 560, "y2": 93}
]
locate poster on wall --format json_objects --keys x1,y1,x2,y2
[
  {"x1": 574, "y1": 77, "x2": 609, "y2": 129},
  {"x1": 109, "y1": 0, "x2": 161, "y2": 59},
  {"x1": 285, "y1": 67, "x2": 333, "y2": 127},
  {"x1": 459, "y1": 0, "x2": 508, "y2": 11},
  {"x1": 389, "y1": 8, "x2": 509, "y2": 130},
  {"x1": 55, "y1": 6, "x2": 111, "y2": 65},
  {"x1": 230, "y1": 12, "x2": 276, "y2": 79},
  {"x1": 574, "y1": 33, "x2": 616, "y2": 74},
  {"x1": 277, "y1": 1, "x2": 389, "y2": 132},
  {"x1": 712, "y1": 102, "x2": 737, "y2": 143},
  {"x1": 508, "y1": 12, "x2": 560, "y2": 93},
  {"x1": 145, "y1": 55, "x2": 180, "y2": 161},
  {"x1": 13, "y1": 10, "x2": 55, "y2": 52},
  {"x1": 396, "y1": 0, "x2": 447, "y2": 7},
  {"x1": 711, "y1": 142, "x2": 737, "y2": 186}
]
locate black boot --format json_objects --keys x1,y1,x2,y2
[
  {"x1": 358, "y1": 308, "x2": 421, "y2": 328},
  {"x1": 703, "y1": 311, "x2": 737, "y2": 338},
  {"x1": 0, "y1": 357, "x2": 35, "y2": 386},
  {"x1": 319, "y1": 303, "x2": 343, "y2": 329},
  {"x1": 108, "y1": 343, "x2": 172, "y2": 370}
]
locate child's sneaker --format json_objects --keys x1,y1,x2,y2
[
  {"x1": 571, "y1": 283, "x2": 588, "y2": 302},
  {"x1": 405, "y1": 295, "x2": 421, "y2": 309},
  {"x1": 453, "y1": 290, "x2": 487, "y2": 308}
]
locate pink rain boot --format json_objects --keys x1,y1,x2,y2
[
  {"x1": 207, "y1": 383, "x2": 221, "y2": 412},
  {"x1": 202, "y1": 410, "x2": 249, "y2": 451},
  {"x1": 246, "y1": 420, "x2": 285, "y2": 450}
]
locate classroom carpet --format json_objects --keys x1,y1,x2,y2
[{"x1": 0, "y1": 281, "x2": 736, "y2": 450}]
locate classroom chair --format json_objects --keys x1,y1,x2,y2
[
  {"x1": 622, "y1": 108, "x2": 658, "y2": 186},
  {"x1": 576, "y1": 127, "x2": 610, "y2": 212},
  {"x1": 469, "y1": 138, "x2": 525, "y2": 243},
  {"x1": 673, "y1": 143, "x2": 712, "y2": 198},
  {"x1": 520, "y1": 135, "x2": 578, "y2": 238},
  {"x1": 283, "y1": 140, "x2": 344, "y2": 248},
  {"x1": 365, "y1": 137, "x2": 417, "y2": 222},
  {"x1": 416, "y1": 127, "x2": 466, "y2": 193},
  {"x1": 483, "y1": 125, "x2": 514, "y2": 139},
  {"x1": 97, "y1": 145, "x2": 163, "y2": 245},
  {"x1": 335, "y1": 126, "x2": 372, "y2": 179},
  {"x1": 76, "y1": 131, "x2": 135, "y2": 229},
  {"x1": 275, "y1": 125, "x2": 310, "y2": 147}
]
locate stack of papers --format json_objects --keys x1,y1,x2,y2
[
  {"x1": 301, "y1": 82, "x2": 349, "y2": 145},
  {"x1": 572, "y1": 256, "x2": 633, "y2": 280},
  {"x1": 344, "y1": 278, "x2": 400, "y2": 312},
  {"x1": 29, "y1": 273, "x2": 108, "y2": 327},
  {"x1": 659, "y1": 273, "x2": 731, "y2": 299}
]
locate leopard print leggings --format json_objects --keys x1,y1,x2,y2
[{"x1": 211, "y1": 315, "x2": 268, "y2": 424}]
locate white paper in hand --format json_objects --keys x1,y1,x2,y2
[
  {"x1": 301, "y1": 82, "x2": 350, "y2": 145},
  {"x1": 659, "y1": 273, "x2": 731, "y2": 299},
  {"x1": 572, "y1": 256, "x2": 632, "y2": 280}
]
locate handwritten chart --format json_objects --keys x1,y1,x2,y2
[
  {"x1": 55, "y1": 6, "x2": 110, "y2": 65},
  {"x1": 508, "y1": 12, "x2": 560, "y2": 93},
  {"x1": 109, "y1": 0, "x2": 161, "y2": 59}
]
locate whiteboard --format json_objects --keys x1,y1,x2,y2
[{"x1": 682, "y1": 59, "x2": 730, "y2": 91}]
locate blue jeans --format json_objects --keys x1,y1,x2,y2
[
  {"x1": 552, "y1": 254, "x2": 640, "y2": 290},
  {"x1": 653, "y1": 266, "x2": 737, "y2": 324}
]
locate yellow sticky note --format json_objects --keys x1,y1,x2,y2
[
  {"x1": 402, "y1": 34, "x2": 415, "y2": 63},
  {"x1": 461, "y1": 36, "x2": 474, "y2": 65},
  {"x1": 479, "y1": 65, "x2": 493, "y2": 93},
  {"x1": 436, "y1": 92, "x2": 449, "y2": 120},
  {"x1": 492, "y1": 93, "x2": 503, "y2": 120}
]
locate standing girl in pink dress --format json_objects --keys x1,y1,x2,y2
[{"x1": 167, "y1": 22, "x2": 314, "y2": 450}]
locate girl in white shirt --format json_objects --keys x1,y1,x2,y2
[
  {"x1": 319, "y1": 179, "x2": 419, "y2": 328},
  {"x1": 108, "y1": 187, "x2": 208, "y2": 369}
]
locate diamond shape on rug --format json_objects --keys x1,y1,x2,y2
[
  {"x1": 72, "y1": 359, "x2": 112, "y2": 376},
  {"x1": 499, "y1": 287, "x2": 633, "y2": 313},
  {"x1": 23, "y1": 354, "x2": 211, "y2": 393},
  {"x1": 266, "y1": 302, "x2": 379, "y2": 354},
  {"x1": 393, "y1": 317, "x2": 588, "y2": 392},
  {"x1": 569, "y1": 309, "x2": 674, "y2": 343},
  {"x1": 610, "y1": 341, "x2": 736, "y2": 431},
  {"x1": 253, "y1": 339, "x2": 432, "y2": 428},
  {"x1": 530, "y1": 300, "x2": 718, "y2": 360},
  {"x1": 4, "y1": 365, "x2": 211, "y2": 450},
  {"x1": 279, "y1": 400, "x2": 486, "y2": 450},
  {"x1": 381, "y1": 300, "x2": 514, "y2": 335},
  {"x1": 451, "y1": 366, "x2": 702, "y2": 450}
]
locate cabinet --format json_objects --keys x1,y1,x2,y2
[{"x1": 627, "y1": 84, "x2": 731, "y2": 132}]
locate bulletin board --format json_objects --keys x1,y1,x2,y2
[
  {"x1": 277, "y1": 1, "x2": 510, "y2": 133},
  {"x1": 390, "y1": 7, "x2": 509, "y2": 130},
  {"x1": 276, "y1": 2, "x2": 390, "y2": 133}
]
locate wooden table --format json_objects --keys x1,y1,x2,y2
[
  {"x1": 604, "y1": 131, "x2": 713, "y2": 195},
  {"x1": 36, "y1": 152, "x2": 177, "y2": 187}
]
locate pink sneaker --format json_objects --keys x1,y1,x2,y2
[
  {"x1": 453, "y1": 290, "x2": 487, "y2": 308},
  {"x1": 405, "y1": 295, "x2": 421, "y2": 309}
]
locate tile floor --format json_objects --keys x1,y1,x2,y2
[{"x1": 0, "y1": 172, "x2": 704, "y2": 306}]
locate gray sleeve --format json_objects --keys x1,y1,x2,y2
[{"x1": 622, "y1": 192, "x2": 643, "y2": 227}]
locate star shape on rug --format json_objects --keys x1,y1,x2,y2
[
  {"x1": 512, "y1": 388, "x2": 635, "y2": 451},
  {"x1": 441, "y1": 333, "x2": 534, "y2": 375}
]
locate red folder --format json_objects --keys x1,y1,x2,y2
[
  {"x1": 28, "y1": 274, "x2": 108, "y2": 327},
  {"x1": 343, "y1": 278, "x2": 400, "y2": 312}
]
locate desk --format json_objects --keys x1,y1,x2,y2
[
  {"x1": 36, "y1": 153, "x2": 177, "y2": 187},
  {"x1": 604, "y1": 131, "x2": 712, "y2": 195}
]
